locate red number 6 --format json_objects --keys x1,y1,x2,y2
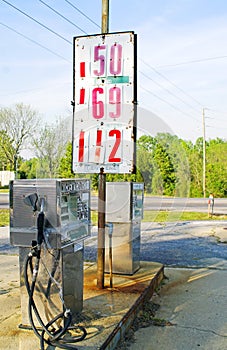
[{"x1": 92, "y1": 87, "x2": 104, "y2": 119}]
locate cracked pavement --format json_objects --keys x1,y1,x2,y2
[
  {"x1": 126, "y1": 221, "x2": 227, "y2": 350},
  {"x1": 129, "y1": 268, "x2": 227, "y2": 350}
]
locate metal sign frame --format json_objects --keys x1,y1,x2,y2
[{"x1": 72, "y1": 31, "x2": 137, "y2": 174}]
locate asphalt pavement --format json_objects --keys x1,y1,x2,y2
[
  {"x1": 84, "y1": 221, "x2": 227, "y2": 269},
  {"x1": 2, "y1": 220, "x2": 227, "y2": 266},
  {"x1": 2, "y1": 193, "x2": 227, "y2": 213}
]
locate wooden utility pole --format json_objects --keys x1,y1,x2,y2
[
  {"x1": 97, "y1": 0, "x2": 109, "y2": 289},
  {"x1": 202, "y1": 108, "x2": 206, "y2": 198},
  {"x1": 102, "y1": 0, "x2": 109, "y2": 33}
]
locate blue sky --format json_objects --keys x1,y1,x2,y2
[{"x1": 1, "y1": 0, "x2": 227, "y2": 142}]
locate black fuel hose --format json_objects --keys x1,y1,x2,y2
[
  {"x1": 24, "y1": 249, "x2": 87, "y2": 349},
  {"x1": 24, "y1": 210, "x2": 87, "y2": 349}
]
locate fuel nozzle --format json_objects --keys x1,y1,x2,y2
[
  {"x1": 37, "y1": 211, "x2": 45, "y2": 246},
  {"x1": 23, "y1": 193, "x2": 39, "y2": 212},
  {"x1": 37, "y1": 197, "x2": 45, "y2": 246}
]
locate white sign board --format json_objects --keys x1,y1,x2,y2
[{"x1": 72, "y1": 31, "x2": 137, "y2": 174}]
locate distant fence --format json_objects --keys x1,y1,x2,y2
[{"x1": 0, "y1": 171, "x2": 15, "y2": 187}]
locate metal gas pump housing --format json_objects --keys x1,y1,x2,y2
[{"x1": 10, "y1": 178, "x2": 90, "y2": 327}]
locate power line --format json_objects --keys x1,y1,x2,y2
[
  {"x1": 140, "y1": 58, "x2": 203, "y2": 107},
  {"x1": 0, "y1": 80, "x2": 71, "y2": 97},
  {"x1": 155, "y1": 54, "x2": 227, "y2": 68},
  {"x1": 140, "y1": 70, "x2": 200, "y2": 115},
  {"x1": 38, "y1": 0, "x2": 87, "y2": 35},
  {"x1": 1, "y1": 0, "x2": 71, "y2": 44},
  {"x1": 1, "y1": 0, "x2": 226, "y2": 139},
  {"x1": 0, "y1": 21, "x2": 71, "y2": 62},
  {"x1": 206, "y1": 125, "x2": 227, "y2": 130},
  {"x1": 140, "y1": 85, "x2": 200, "y2": 122},
  {"x1": 64, "y1": 0, "x2": 101, "y2": 29},
  {"x1": 0, "y1": 0, "x2": 212, "y2": 122},
  {"x1": 206, "y1": 107, "x2": 227, "y2": 115}
]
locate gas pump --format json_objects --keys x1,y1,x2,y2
[
  {"x1": 105, "y1": 182, "x2": 144, "y2": 275},
  {"x1": 10, "y1": 179, "x2": 90, "y2": 349}
]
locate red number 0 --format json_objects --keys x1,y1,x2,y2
[
  {"x1": 108, "y1": 129, "x2": 121, "y2": 162},
  {"x1": 110, "y1": 44, "x2": 122, "y2": 75}
]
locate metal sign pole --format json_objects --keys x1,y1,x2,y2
[{"x1": 97, "y1": 0, "x2": 109, "y2": 289}]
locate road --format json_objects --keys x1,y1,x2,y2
[
  {"x1": 0, "y1": 193, "x2": 9, "y2": 208},
  {"x1": 91, "y1": 195, "x2": 227, "y2": 214},
  {"x1": 1, "y1": 193, "x2": 227, "y2": 213},
  {"x1": 144, "y1": 196, "x2": 227, "y2": 213}
]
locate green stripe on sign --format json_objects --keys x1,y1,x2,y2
[
  {"x1": 95, "y1": 76, "x2": 130, "y2": 84},
  {"x1": 106, "y1": 76, "x2": 129, "y2": 84}
]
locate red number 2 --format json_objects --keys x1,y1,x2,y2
[
  {"x1": 77, "y1": 129, "x2": 121, "y2": 163},
  {"x1": 108, "y1": 129, "x2": 121, "y2": 162}
]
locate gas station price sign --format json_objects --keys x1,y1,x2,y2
[{"x1": 72, "y1": 31, "x2": 137, "y2": 174}]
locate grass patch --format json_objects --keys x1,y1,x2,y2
[
  {"x1": 143, "y1": 210, "x2": 227, "y2": 222},
  {"x1": 91, "y1": 210, "x2": 227, "y2": 225},
  {"x1": 0, "y1": 209, "x2": 10, "y2": 227},
  {"x1": 0, "y1": 189, "x2": 9, "y2": 193},
  {"x1": 1, "y1": 209, "x2": 226, "y2": 227}
]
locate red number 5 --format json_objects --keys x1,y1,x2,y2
[{"x1": 93, "y1": 45, "x2": 106, "y2": 76}]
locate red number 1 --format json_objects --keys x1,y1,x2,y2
[{"x1": 78, "y1": 131, "x2": 85, "y2": 162}]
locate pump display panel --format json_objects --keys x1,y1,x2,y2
[{"x1": 10, "y1": 179, "x2": 90, "y2": 248}]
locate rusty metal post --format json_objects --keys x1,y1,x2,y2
[
  {"x1": 108, "y1": 226, "x2": 113, "y2": 288},
  {"x1": 97, "y1": 168, "x2": 106, "y2": 288}
]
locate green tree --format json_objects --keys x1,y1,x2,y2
[
  {"x1": 137, "y1": 137, "x2": 154, "y2": 192},
  {"x1": 155, "y1": 133, "x2": 190, "y2": 197},
  {"x1": 18, "y1": 158, "x2": 39, "y2": 179},
  {"x1": 153, "y1": 143, "x2": 176, "y2": 196},
  {"x1": 0, "y1": 103, "x2": 39, "y2": 172},
  {"x1": 206, "y1": 141, "x2": 227, "y2": 197},
  {"x1": 137, "y1": 135, "x2": 156, "y2": 152},
  {"x1": 188, "y1": 151, "x2": 203, "y2": 197},
  {"x1": 58, "y1": 142, "x2": 74, "y2": 178},
  {"x1": 0, "y1": 130, "x2": 15, "y2": 170},
  {"x1": 137, "y1": 133, "x2": 189, "y2": 196},
  {"x1": 33, "y1": 119, "x2": 70, "y2": 178}
]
